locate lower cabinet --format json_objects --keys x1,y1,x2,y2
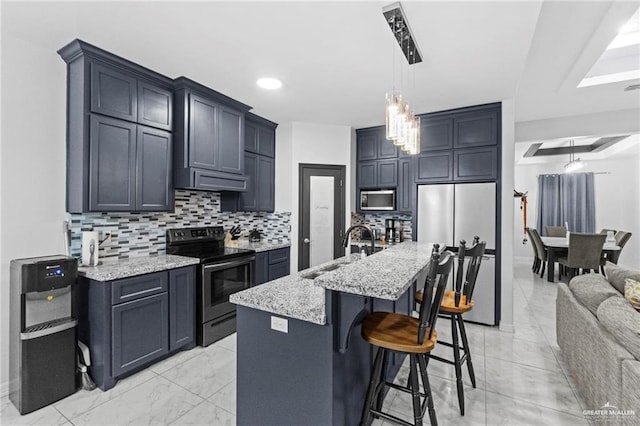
[
  {"x1": 78, "y1": 266, "x2": 196, "y2": 391},
  {"x1": 254, "y1": 247, "x2": 290, "y2": 285},
  {"x1": 112, "y1": 293, "x2": 169, "y2": 377},
  {"x1": 255, "y1": 252, "x2": 269, "y2": 285}
]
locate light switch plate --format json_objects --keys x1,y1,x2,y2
[{"x1": 271, "y1": 316, "x2": 288, "y2": 333}]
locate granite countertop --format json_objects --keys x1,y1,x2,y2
[
  {"x1": 315, "y1": 241, "x2": 441, "y2": 300},
  {"x1": 230, "y1": 254, "x2": 359, "y2": 325},
  {"x1": 78, "y1": 254, "x2": 201, "y2": 281},
  {"x1": 234, "y1": 240, "x2": 291, "y2": 252},
  {"x1": 231, "y1": 241, "x2": 443, "y2": 324}
]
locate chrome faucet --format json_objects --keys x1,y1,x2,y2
[{"x1": 341, "y1": 225, "x2": 376, "y2": 256}]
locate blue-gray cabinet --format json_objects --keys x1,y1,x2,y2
[
  {"x1": 397, "y1": 158, "x2": 413, "y2": 213},
  {"x1": 88, "y1": 116, "x2": 172, "y2": 212},
  {"x1": 169, "y1": 267, "x2": 195, "y2": 350},
  {"x1": 173, "y1": 77, "x2": 250, "y2": 192},
  {"x1": 58, "y1": 39, "x2": 175, "y2": 213},
  {"x1": 77, "y1": 266, "x2": 196, "y2": 391},
  {"x1": 268, "y1": 248, "x2": 290, "y2": 281},
  {"x1": 221, "y1": 113, "x2": 277, "y2": 213},
  {"x1": 112, "y1": 292, "x2": 169, "y2": 377},
  {"x1": 453, "y1": 109, "x2": 498, "y2": 148},
  {"x1": 255, "y1": 253, "x2": 269, "y2": 285},
  {"x1": 420, "y1": 117, "x2": 453, "y2": 152},
  {"x1": 415, "y1": 151, "x2": 453, "y2": 183},
  {"x1": 253, "y1": 248, "x2": 290, "y2": 285},
  {"x1": 453, "y1": 146, "x2": 498, "y2": 181},
  {"x1": 378, "y1": 160, "x2": 398, "y2": 187}
]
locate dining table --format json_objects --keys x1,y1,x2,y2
[{"x1": 541, "y1": 236, "x2": 621, "y2": 282}]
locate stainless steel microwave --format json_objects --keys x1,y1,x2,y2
[{"x1": 360, "y1": 190, "x2": 396, "y2": 211}]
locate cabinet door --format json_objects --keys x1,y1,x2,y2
[
  {"x1": 218, "y1": 106, "x2": 244, "y2": 174},
  {"x1": 136, "y1": 126, "x2": 173, "y2": 211},
  {"x1": 420, "y1": 118, "x2": 453, "y2": 151},
  {"x1": 244, "y1": 121, "x2": 258, "y2": 153},
  {"x1": 358, "y1": 161, "x2": 378, "y2": 188},
  {"x1": 378, "y1": 136, "x2": 398, "y2": 159},
  {"x1": 89, "y1": 115, "x2": 136, "y2": 211},
  {"x1": 377, "y1": 160, "x2": 398, "y2": 187},
  {"x1": 415, "y1": 152, "x2": 453, "y2": 183},
  {"x1": 256, "y1": 156, "x2": 275, "y2": 212},
  {"x1": 397, "y1": 158, "x2": 413, "y2": 212},
  {"x1": 90, "y1": 62, "x2": 137, "y2": 122},
  {"x1": 112, "y1": 293, "x2": 169, "y2": 377},
  {"x1": 257, "y1": 127, "x2": 275, "y2": 158},
  {"x1": 268, "y1": 261, "x2": 290, "y2": 281},
  {"x1": 239, "y1": 152, "x2": 258, "y2": 210},
  {"x1": 453, "y1": 110, "x2": 498, "y2": 148},
  {"x1": 357, "y1": 132, "x2": 378, "y2": 161},
  {"x1": 189, "y1": 93, "x2": 219, "y2": 170},
  {"x1": 254, "y1": 253, "x2": 269, "y2": 285},
  {"x1": 453, "y1": 146, "x2": 498, "y2": 181},
  {"x1": 138, "y1": 81, "x2": 172, "y2": 131},
  {"x1": 169, "y1": 267, "x2": 195, "y2": 351}
]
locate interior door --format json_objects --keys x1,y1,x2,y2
[{"x1": 299, "y1": 164, "x2": 346, "y2": 271}]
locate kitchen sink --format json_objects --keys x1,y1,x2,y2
[{"x1": 301, "y1": 262, "x2": 347, "y2": 280}]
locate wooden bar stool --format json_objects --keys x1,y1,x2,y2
[
  {"x1": 360, "y1": 245, "x2": 454, "y2": 426},
  {"x1": 415, "y1": 238, "x2": 486, "y2": 416}
]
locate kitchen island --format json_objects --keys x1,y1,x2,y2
[{"x1": 230, "y1": 241, "x2": 440, "y2": 426}]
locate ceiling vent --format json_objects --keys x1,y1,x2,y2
[{"x1": 624, "y1": 84, "x2": 640, "y2": 91}]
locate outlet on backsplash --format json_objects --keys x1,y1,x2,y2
[{"x1": 69, "y1": 190, "x2": 291, "y2": 260}]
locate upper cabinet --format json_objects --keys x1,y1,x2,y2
[
  {"x1": 419, "y1": 117, "x2": 453, "y2": 152},
  {"x1": 173, "y1": 77, "x2": 250, "y2": 192},
  {"x1": 357, "y1": 129, "x2": 398, "y2": 161},
  {"x1": 58, "y1": 39, "x2": 174, "y2": 213},
  {"x1": 453, "y1": 109, "x2": 498, "y2": 148},
  {"x1": 221, "y1": 113, "x2": 278, "y2": 213}
]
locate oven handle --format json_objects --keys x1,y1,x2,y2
[{"x1": 203, "y1": 256, "x2": 256, "y2": 272}]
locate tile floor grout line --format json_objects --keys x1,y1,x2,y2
[
  {"x1": 63, "y1": 369, "x2": 160, "y2": 424},
  {"x1": 54, "y1": 405, "x2": 73, "y2": 425},
  {"x1": 483, "y1": 387, "x2": 587, "y2": 420}
]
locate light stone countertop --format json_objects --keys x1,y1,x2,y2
[
  {"x1": 234, "y1": 240, "x2": 291, "y2": 252},
  {"x1": 231, "y1": 241, "x2": 443, "y2": 324},
  {"x1": 78, "y1": 254, "x2": 201, "y2": 281}
]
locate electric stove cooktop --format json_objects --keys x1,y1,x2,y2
[{"x1": 165, "y1": 226, "x2": 255, "y2": 263}]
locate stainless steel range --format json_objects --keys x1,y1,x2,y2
[{"x1": 166, "y1": 226, "x2": 255, "y2": 346}]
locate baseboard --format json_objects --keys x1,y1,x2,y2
[
  {"x1": 0, "y1": 380, "x2": 9, "y2": 398},
  {"x1": 499, "y1": 322, "x2": 515, "y2": 333}
]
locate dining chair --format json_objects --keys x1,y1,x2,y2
[
  {"x1": 600, "y1": 228, "x2": 617, "y2": 234},
  {"x1": 545, "y1": 225, "x2": 567, "y2": 237},
  {"x1": 529, "y1": 228, "x2": 548, "y2": 278},
  {"x1": 525, "y1": 227, "x2": 539, "y2": 272},
  {"x1": 610, "y1": 231, "x2": 632, "y2": 264},
  {"x1": 557, "y1": 233, "x2": 607, "y2": 279}
]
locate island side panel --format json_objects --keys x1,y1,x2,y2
[{"x1": 236, "y1": 306, "x2": 333, "y2": 426}]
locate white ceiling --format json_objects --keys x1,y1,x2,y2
[{"x1": 2, "y1": 1, "x2": 639, "y2": 132}]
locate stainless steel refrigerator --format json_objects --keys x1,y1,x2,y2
[{"x1": 417, "y1": 183, "x2": 497, "y2": 325}]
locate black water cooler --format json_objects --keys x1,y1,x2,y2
[{"x1": 9, "y1": 255, "x2": 78, "y2": 414}]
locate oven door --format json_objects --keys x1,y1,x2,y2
[{"x1": 201, "y1": 256, "x2": 255, "y2": 323}]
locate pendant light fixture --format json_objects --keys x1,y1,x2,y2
[
  {"x1": 383, "y1": 2, "x2": 421, "y2": 155},
  {"x1": 564, "y1": 140, "x2": 586, "y2": 173}
]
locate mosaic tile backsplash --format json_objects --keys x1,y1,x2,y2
[
  {"x1": 350, "y1": 212, "x2": 413, "y2": 241},
  {"x1": 69, "y1": 190, "x2": 291, "y2": 260}
]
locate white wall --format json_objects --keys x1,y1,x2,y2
[
  {"x1": 513, "y1": 152, "x2": 640, "y2": 268},
  {"x1": 1, "y1": 35, "x2": 70, "y2": 396},
  {"x1": 500, "y1": 100, "x2": 515, "y2": 333},
  {"x1": 275, "y1": 122, "x2": 353, "y2": 272}
]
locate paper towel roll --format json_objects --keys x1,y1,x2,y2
[{"x1": 82, "y1": 231, "x2": 99, "y2": 266}]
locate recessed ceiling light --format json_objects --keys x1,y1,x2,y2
[{"x1": 256, "y1": 78, "x2": 282, "y2": 90}]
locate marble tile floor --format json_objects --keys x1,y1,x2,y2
[{"x1": 1, "y1": 257, "x2": 590, "y2": 425}]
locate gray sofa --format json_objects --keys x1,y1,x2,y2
[{"x1": 557, "y1": 262, "x2": 640, "y2": 424}]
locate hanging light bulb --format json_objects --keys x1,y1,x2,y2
[{"x1": 385, "y1": 91, "x2": 400, "y2": 141}]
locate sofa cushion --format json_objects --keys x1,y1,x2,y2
[
  {"x1": 605, "y1": 262, "x2": 640, "y2": 294},
  {"x1": 569, "y1": 273, "x2": 622, "y2": 316},
  {"x1": 625, "y1": 278, "x2": 640, "y2": 310},
  {"x1": 597, "y1": 296, "x2": 640, "y2": 360}
]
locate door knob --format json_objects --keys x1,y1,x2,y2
[{"x1": 303, "y1": 238, "x2": 310, "y2": 244}]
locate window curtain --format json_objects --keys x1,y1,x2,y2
[{"x1": 537, "y1": 173, "x2": 595, "y2": 235}]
